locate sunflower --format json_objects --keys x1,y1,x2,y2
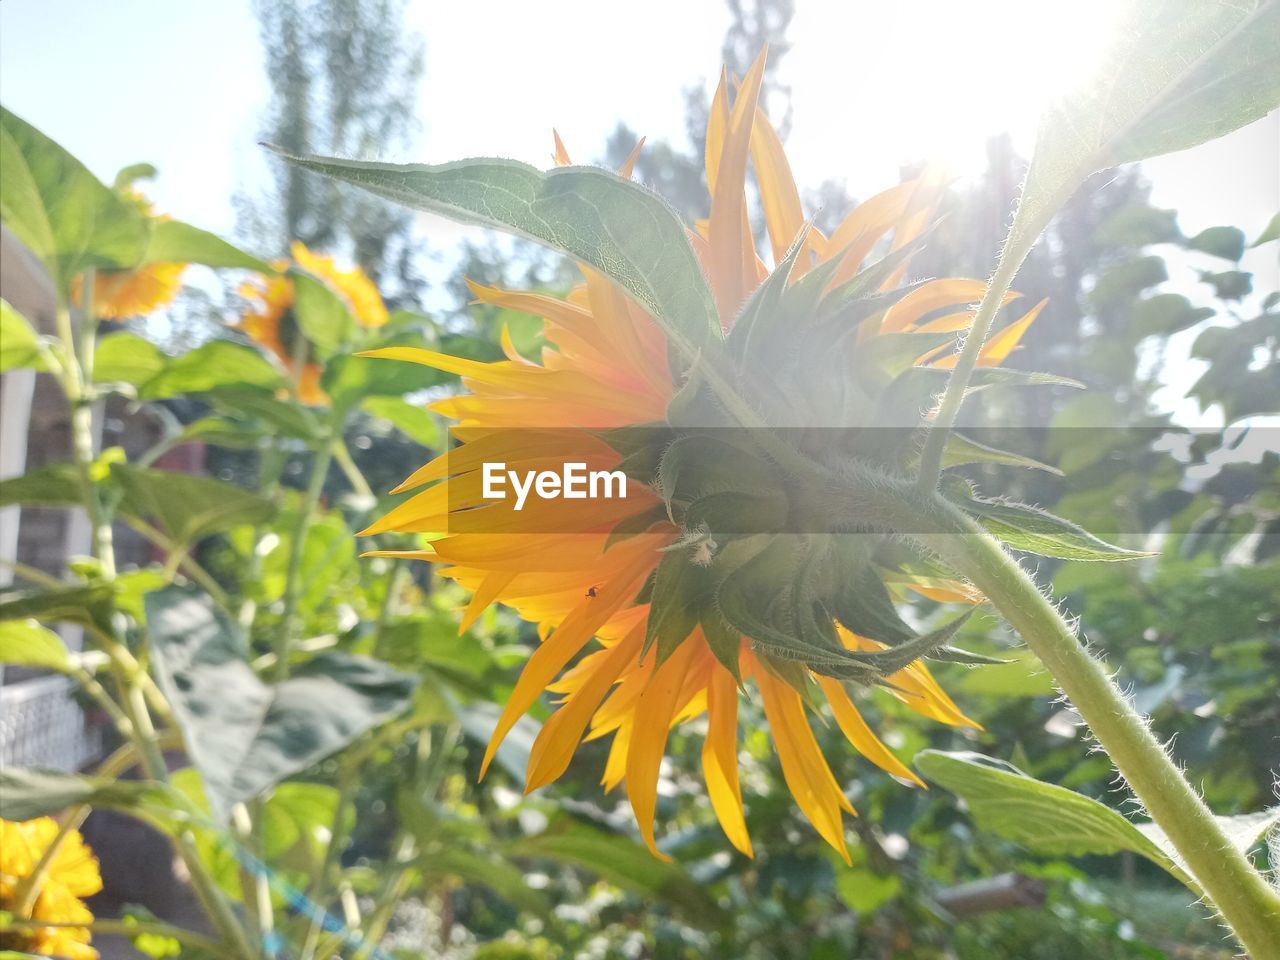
[
  {"x1": 0, "y1": 817, "x2": 103, "y2": 960},
  {"x1": 237, "y1": 241, "x2": 389, "y2": 404},
  {"x1": 361, "y1": 50, "x2": 1041, "y2": 862},
  {"x1": 72, "y1": 190, "x2": 185, "y2": 320}
]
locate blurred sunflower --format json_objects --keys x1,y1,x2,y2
[
  {"x1": 72, "y1": 190, "x2": 185, "y2": 320},
  {"x1": 237, "y1": 241, "x2": 388, "y2": 404},
  {"x1": 361, "y1": 50, "x2": 1041, "y2": 861},
  {"x1": 0, "y1": 817, "x2": 103, "y2": 960}
]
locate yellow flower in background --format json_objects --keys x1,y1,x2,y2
[
  {"x1": 237, "y1": 240, "x2": 388, "y2": 404},
  {"x1": 361, "y1": 50, "x2": 1042, "y2": 862},
  {"x1": 72, "y1": 190, "x2": 186, "y2": 321},
  {"x1": 0, "y1": 817, "x2": 103, "y2": 960}
]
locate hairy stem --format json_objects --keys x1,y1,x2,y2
[
  {"x1": 909, "y1": 497, "x2": 1280, "y2": 956},
  {"x1": 914, "y1": 205, "x2": 1049, "y2": 494}
]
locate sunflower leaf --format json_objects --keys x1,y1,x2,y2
[
  {"x1": 938, "y1": 432, "x2": 1063, "y2": 475},
  {"x1": 915, "y1": 751, "x2": 1279, "y2": 892},
  {"x1": 643, "y1": 550, "x2": 711, "y2": 668},
  {"x1": 1013, "y1": 0, "x2": 1280, "y2": 255},
  {"x1": 0, "y1": 299, "x2": 53, "y2": 373},
  {"x1": 144, "y1": 220, "x2": 273, "y2": 273},
  {"x1": 1, "y1": 107, "x2": 149, "y2": 288},
  {"x1": 265, "y1": 148, "x2": 721, "y2": 361},
  {"x1": 0, "y1": 767, "x2": 188, "y2": 824},
  {"x1": 0, "y1": 619, "x2": 73, "y2": 673},
  {"x1": 146, "y1": 585, "x2": 416, "y2": 822},
  {"x1": 942, "y1": 478, "x2": 1152, "y2": 561},
  {"x1": 700, "y1": 610, "x2": 743, "y2": 683},
  {"x1": 292, "y1": 266, "x2": 356, "y2": 357},
  {"x1": 111, "y1": 464, "x2": 275, "y2": 548}
]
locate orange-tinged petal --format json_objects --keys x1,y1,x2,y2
[
  {"x1": 979, "y1": 298, "x2": 1047, "y2": 366},
  {"x1": 707, "y1": 49, "x2": 767, "y2": 321},
  {"x1": 526, "y1": 623, "x2": 644, "y2": 791},
  {"x1": 552, "y1": 129, "x2": 572, "y2": 166},
  {"x1": 823, "y1": 181, "x2": 916, "y2": 287},
  {"x1": 817, "y1": 677, "x2": 925, "y2": 787},
  {"x1": 705, "y1": 69, "x2": 730, "y2": 196},
  {"x1": 626, "y1": 640, "x2": 699, "y2": 859},
  {"x1": 703, "y1": 661, "x2": 753, "y2": 856},
  {"x1": 748, "y1": 102, "x2": 806, "y2": 272},
  {"x1": 881, "y1": 279, "x2": 1000, "y2": 333},
  {"x1": 755, "y1": 666, "x2": 853, "y2": 864},
  {"x1": 619, "y1": 136, "x2": 646, "y2": 179},
  {"x1": 480, "y1": 551, "x2": 655, "y2": 778}
]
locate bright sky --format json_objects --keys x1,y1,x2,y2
[{"x1": 1, "y1": 0, "x2": 1276, "y2": 422}]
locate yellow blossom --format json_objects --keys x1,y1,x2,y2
[{"x1": 0, "y1": 817, "x2": 103, "y2": 960}]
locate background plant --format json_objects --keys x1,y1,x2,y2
[{"x1": 1, "y1": 1, "x2": 1277, "y2": 958}]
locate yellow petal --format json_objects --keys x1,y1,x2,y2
[
  {"x1": 526, "y1": 624, "x2": 644, "y2": 791},
  {"x1": 703, "y1": 662, "x2": 753, "y2": 856},
  {"x1": 626, "y1": 640, "x2": 698, "y2": 859},
  {"x1": 552, "y1": 129, "x2": 571, "y2": 166},
  {"x1": 619, "y1": 136, "x2": 646, "y2": 179},
  {"x1": 480, "y1": 553, "x2": 654, "y2": 778},
  {"x1": 707, "y1": 49, "x2": 767, "y2": 321},
  {"x1": 755, "y1": 666, "x2": 853, "y2": 864},
  {"x1": 817, "y1": 677, "x2": 925, "y2": 787},
  {"x1": 748, "y1": 102, "x2": 806, "y2": 273}
]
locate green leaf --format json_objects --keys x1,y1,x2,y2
[
  {"x1": 1252, "y1": 211, "x2": 1280, "y2": 246},
  {"x1": 0, "y1": 766, "x2": 183, "y2": 823},
  {"x1": 1, "y1": 107, "x2": 148, "y2": 287},
  {"x1": 940, "y1": 433, "x2": 1062, "y2": 475},
  {"x1": 0, "y1": 584, "x2": 115, "y2": 634},
  {"x1": 422, "y1": 847, "x2": 548, "y2": 915},
  {"x1": 143, "y1": 219, "x2": 273, "y2": 273},
  {"x1": 1013, "y1": 0, "x2": 1280, "y2": 253},
  {"x1": 145, "y1": 586, "x2": 416, "y2": 821},
  {"x1": 1133, "y1": 293, "x2": 1215, "y2": 338},
  {"x1": 947, "y1": 649, "x2": 1058, "y2": 698},
  {"x1": 0, "y1": 299, "x2": 51, "y2": 373},
  {"x1": 207, "y1": 390, "x2": 322, "y2": 440},
  {"x1": 918, "y1": 751, "x2": 1280, "y2": 890},
  {"x1": 1186, "y1": 225, "x2": 1246, "y2": 261},
  {"x1": 111, "y1": 464, "x2": 274, "y2": 546},
  {"x1": 320, "y1": 349, "x2": 444, "y2": 413},
  {"x1": 266, "y1": 148, "x2": 720, "y2": 362},
  {"x1": 164, "y1": 417, "x2": 266, "y2": 451},
  {"x1": 0, "y1": 619, "x2": 72, "y2": 672},
  {"x1": 943, "y1": 480, "x2": 1151, "y2": 561},
  {"x1": 1199, "y1": 269, "x2": 1252, "y2": 301},
  {"x1": 643, "y1": 550, "x2": 709, "y2": 667},
  {"x1": 140, "y1": 340, "x2": 285, "y2": 399},
  {"x1": 836, "y1": 869, "x2": 901, "y2": 913},
  {"x1": 361, "y1": 396, "x2": 442, "y2": 447},
  {"x1": 94, "y1": 332, "x2": 168, "y2": 387},
  {"x1": 506, "y1": 818, "x2": 726, "y2": 928},
  {"x1": 291, "y1": 267, "x2": 355, "y2": 357}
]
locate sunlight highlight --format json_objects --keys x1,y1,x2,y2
[{"x1": 788, "y1": 0, "x2": 1122, "y2": 182}]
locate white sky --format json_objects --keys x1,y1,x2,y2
[{"x1": 1, "y1": 0, "x2": 1276, "y2": 424}]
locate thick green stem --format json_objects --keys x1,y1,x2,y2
[
  {"x1": 55, "y1": 294, "x2": 115, "y2": 578},
  {"x1": 913, "y1": 501, "x2": 1280, "y2": 957},
  {"x1": 821, "y1": 471, "x2": 1280, "y2": 955},
  {"x1": 914, "y1": 212, "x2": 1044, "y2": 494},
  {"x1": 51, "y1": 277, "x2": 255, "y2": 960},
  {"x1": 275, "y1": 437, "x2": 335, "y2": 679}
]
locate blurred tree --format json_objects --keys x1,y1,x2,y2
[{"x1": 237, "y1": 0, "x2": 427, "y2": 307}]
